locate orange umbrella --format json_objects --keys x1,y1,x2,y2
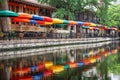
[
  {"x1": 118, "y1": 30, "x2": 120, "y2": 32},
  {"x1": 69, "y1": 21, "x2": 77, "y2": 25},
  {"x1": 83, "y1": 22, "x2": 91, "y2": 26},
  {"x1": 18, "y1": 13, "x2": 32, "y2": 19}
]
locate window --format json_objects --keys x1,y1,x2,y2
[
  {"x1": 12, "y1": 5, "x2": 14, "y2": 11},
  {"x1": 23, "y1": 8, "x2": 26, "y2": 13},
  {"x1": 30, "y1": 9, "x2": 32, "y2": 14},
  {"x1": 34, "y1": 10, "x2": 36, "y2": 14},
  {"x1": 16, "y1": 6, "x2": 19, "y2": 12},
  {"x1": 8, "y1": 5, "x2": 10, "y2": 10},
  {"x1": 27, "y1": 8, "x2": 29, "y2": 13}
]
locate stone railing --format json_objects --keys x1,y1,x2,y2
[{"x1": 0, "y1": 37, "x2": 118, "y2": 50}]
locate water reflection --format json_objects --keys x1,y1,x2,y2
[{"x1": 0, "y1": 41, "x2": 119, "y2": 80}]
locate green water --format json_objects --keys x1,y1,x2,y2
[{"x1": 0, "y1": 41, "x2": 120, "y2": 80}]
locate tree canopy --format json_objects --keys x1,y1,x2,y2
[
  {"x1": 38, "y1": 0, "x2": 116, "y2": 22},
  {"x1": 105, "y1": 5, "x2": 120, "y2": 28}
]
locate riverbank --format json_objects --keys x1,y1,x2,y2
[
  {"x1": 0, "y1": 40, "x2": 115, "y2": 60},
  {"x1": 0, "y1": 37, "x2": 119, "y2": 50}
]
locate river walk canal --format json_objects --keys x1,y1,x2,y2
[{"x1": 0, "y1": 41, "x2": 120, "y2": 80}]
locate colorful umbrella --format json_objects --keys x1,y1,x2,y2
[
  {"x1": 37, "y1": 21, "x2": 45, "y2": 25},
  {"x1": 90, "y1": 23, "x2": 97, "y2": 27},
  {"x1": 77, "y1": 21, "x2": 84, "y2": 25},
  {"x1": 0, "y1": 10, "x2": 18, "y2": 17},
  {"x1": 83, "y1": 22, "x2": 91, "y2": 26},
  {"x1": 30, "y1": 20, "x2": 37, "y2": 24},
  {"x1": 18, "y1": 13, "x2": 32, "y2": 19},
  {"x1": 69, "y1": 20, "x2": 77, "y2": 25},
  {"x1": 12, "y1": 18, "x2": 30, "y2": 23},
  {"x1": 63, "y1": 20, "x2": 69, "y2": 24},
  {"x1": 52, "y1": 18, "x2": 63, "y2": 24},
  {"x1": 31, "y1": 15, "x2": 43, "y2": 20},
  {"x1": 82, "y1": 26, "x2": 89, "y2": 29},
  {"x1": 42, "y1": 16, "x2": 53, "y2": 22}
]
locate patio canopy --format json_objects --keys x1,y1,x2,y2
[{"x1": 0, "y1": 10, "x2": 18, "y2": 17}]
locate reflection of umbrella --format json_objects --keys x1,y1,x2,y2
[
  {"x1": 18, "y1": 13, "x2": 32, "y2": 19},
  {"x1": 0, "y1": 10, "x2": 18, "y2": 17},
  {"x1": 31, "y1": 15, "x2": 43, "y2": 20}
]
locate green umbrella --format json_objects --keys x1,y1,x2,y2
[
  {"x1": 55, "y1": 24, "x2": 67, "y2": 27},
  {"x1": 63, "y1": 20, "x2": 69, "y2": 24},
  {"x1": 0, "y1": 10, "x2": 18, "y2": 17},
  {"x1": 82, "y1": 26, "x2": 89, "y2": 29}
]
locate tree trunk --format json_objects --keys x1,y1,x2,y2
[{"x1": 0, "y1": 0, "x2": 11, "y2": 32}]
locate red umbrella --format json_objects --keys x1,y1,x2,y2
[
  {"x1": 37, "y1": 21, "x2": 45, "y2": 25},
  {"x1": 83, "y1": 22, "x2": 91, "y2": 26},
  {"x1": 12, "y1": 18, "x2": 30, "y2": 23},
  {"x1": 42, "y1": 16, "x2": 53, "y2": 22}
]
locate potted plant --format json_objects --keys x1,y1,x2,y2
[
  {"x1": 0, "y1": 31, "x2": 4, "y2": 37},
  {"x1": 17, "y1": 33, "x2": 24, "y2": 39},
  {"x1": 11, "y1": 30, "x2": 16, "y2": 39}
]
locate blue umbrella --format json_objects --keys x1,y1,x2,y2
[
  {"x1": 77, "y1": 21, "x2": 84, "y2": 25},
  {"x1": 31, "y1": 15, "x2": 43, "y2": 20},
  {"x1": 30, "y1": 20, "x2": 37, "y2": 24}
]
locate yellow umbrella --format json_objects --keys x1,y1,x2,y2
[
  {"x1": 90, "y1": 23, "x2": 96, "y2": 27},
  {"x1": 45, "y1": 22, "x2": 53, "y2": 25},
  {"x1": 52, "y1": 18, "x2": 63, "y2": 24}
]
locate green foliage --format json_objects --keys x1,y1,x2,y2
[
  {"x1": 0, "y1": 0, "x2": 4, "y2": 3},
  {"x1": 97, "y1": 54, "x2": 120, "y2": 75},
  {"x1": 106, "y1": 5, "x2": 120, "y2": 27},
  {"x1": 0, "y1": 31, "x2": 3, "y2": 34}
]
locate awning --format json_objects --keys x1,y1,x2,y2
[
  {"x1": 18, "y1": 13, "x2": 32, "y2": 19},
  {"x1": 0, "y1": 10, "x2": 18, "y2": 17},
  {"x1": 31, "y1": 15, "x2": 43, "y2": 20}
]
